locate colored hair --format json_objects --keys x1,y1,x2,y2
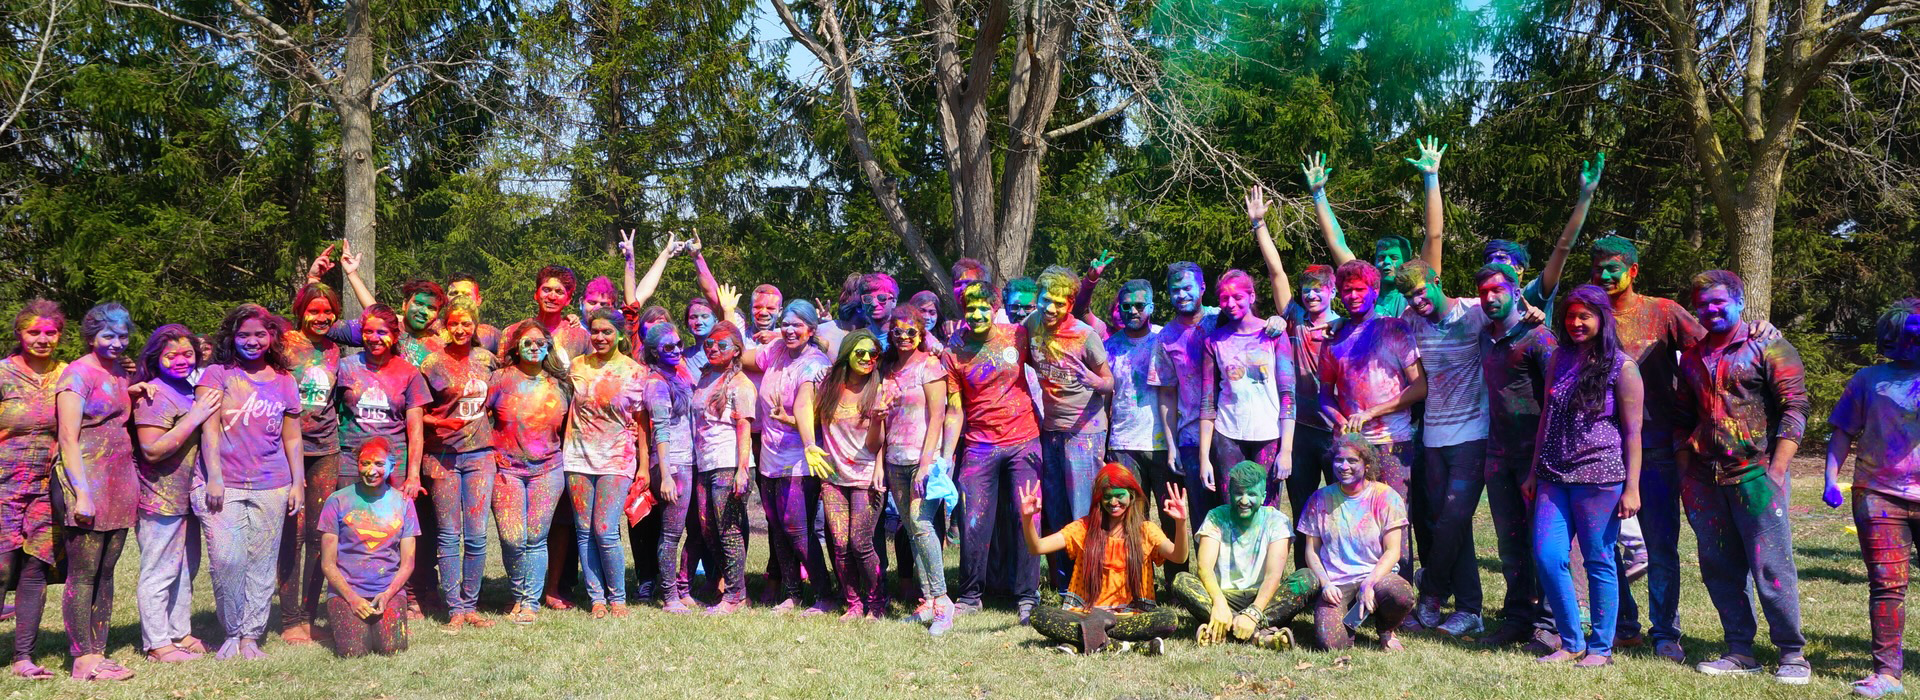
[
  {"x1": 1299, "y1": 265, "x2": 1334, "y2": 291},
  {"x1": 1036, "y1": 265, "x2": 1078, "y2": 302},
  {"x1": 1166, "y1": 261, "x2": 1205, "y2": 290},
  {"x1": 1689, "y1": 269, "x2": 1745, "y2": 304},
  {"x1": 1474, "y1": 263, "x2": 1521, "y2": 290},
  {"x1": 862, "y1": 272, "x2": 900, "y2": 297},
  {"x1": 1553, "y1": 285, "x2": 1624, "y2": 414},
  {"x1": 751, "y1": 285, "x2": 785, "y2": 332},
  {"x1": 136, "y1": 324, "x2": 200, "y2": 384},
  {"x1": 1484, "y1": 239, "x2": 1531, "y2": 270},
  {"x1": 1393, "y1": 259, "x2": 1438, "y2": 295},
  {"x1": 1226, "y1": 461, "x2": 1265, "y2": 495},
  {"x1": 959, "y1": 281, "x2": 997, "y2": 310},
  {"x1": 586, "y1": 308, "x2": 632, "y2": 356},
  {"x1": 642, "y1": 322, "x2": 691, "y2": 418},
  {"x1": 211, "y1": 303, "x2": 293, "y2": 372},
  {"x1": 1074, "y1": 463, "x2": 1150, "y2": 605},
  {"x1": 357, "y1": 436, "x2": 395, "y2": 478},
  {"x1": 1374, "y1": 235, "x2": 1413, "y2": 262},
  {"x1": 780, "y1": 300, "x2": 830, "y2": 354},
  {"x1": 80, "y1": 302, "x2": 135, "y2": 345},
  {"x1": 1335, "y1": 259, "x2": 1380, "y2": 291},
  {"x1": 1003, "y1": 277, "x2": 1040, "y2": 304},
  {"x1": 291, "y1": 282, "x2": 342, "y2": 325},
  {"x1": 1874, "y1": 298, "x2": 1920, "y2": 360},
  {"x1": 1217, "y1": 268, "x2": 1255, "y2": 295},
  {"x1": 814, "y1": 329, "x2": 882, "y2": 432},
  {"x1": 950, "y1": 258, "x2": 991, "y2": 286},
  {"x1": 361, "y1": 303, "x2": 402, "y2": 334},
  {"x1": 399, "y1": 278, "x2": 448, "y2": 310},
  {"x1": 583, "y1": 276, "x2": 616, "y2": 303},
  {"x1": 536, "y1": 265, "x2": 578, "y2": 297},
  {"x1": 1590, "y1": 235, "x2": 1639, "y2": 265},
  {"x1": 702, "y1": 322, "x2": 746, "y2": 418},
  {"x1": 9, "y1": 298, "x2": 64, "y2": 358},
  {"x1": 1328, "y1": 432, "x2": 1389, "y2": 482},
  {"x1": 501, "y1": 320, "x2": 574, "y2": 398}
]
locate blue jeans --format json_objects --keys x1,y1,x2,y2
[
  {"x1": 1040, "y1": 429, "x2": 1106, "y2": 591},
  {"x1": 885, "y1": 463, "x2": 948, "y2": 600},
  {"x1": 568, "y1": 473, "x2": 632, "y2": 605},
  {"x1": 653, "y1": 467, "x2": 694, "y2": 602},
  {"x1": 955, "y1": 440, "x2": 1041, "y2": 606},
  {"x1": 1533, "y1": 480, "x2": 1622, "y2": 656},
  {"x1": 429, "y1": 450, "x2": 496, "y2": 616},
  {"x1": 493, "y1": 465, "x2": 564, "y2": 609},
  {"x1": 1616, "y1": 450, "x2": 1682, "y2": 642},
  {"x1": 1419, "y1": 440, "x2": 1486, "y2": 614},
  {"x1": 1682, "y1": 470, "x2": 1806, "y2": 659}
]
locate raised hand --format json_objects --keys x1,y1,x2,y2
[
  {"x1": 1301, "y1": 152, "x2": 1332, "y2": 192},
  {"x1": 307, "y1": 244, "x2": 337, "y2": 280},
  {"x1": 618, "y1": 228, "x2": 636, "y2": 261},
  {"x1": 339, "y1": 240, "x2": 362, "y2": 276},
  {"x1": 685, "y1": 228, "x2": 703, "y2": 255},
  {"x1": 717, "y1": 284, "x2": 742, "y2": 315},
  {"x1": 1405, "y1": 135, "x2": 1447, "y2": 174},
  {"x1": 1016, "y1": 481, "x2": 1043, "y2": 520},
  {"x1": 1579, "y1": 151, "x2": 1606, "y2": 193},
  {"x1": 1162, "y1": 483, "x2": 1189, "y2": 521},
  {"x1": 1088, "y1": 249, "x2": 1116, "y2": 277},
  {"x1": 1244, "y1": 184, "x2": 1270, "y2": 225}
]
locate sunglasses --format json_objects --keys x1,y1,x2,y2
[
  {"x1": 890, "y1": 326, "x2": 922, "y2": 337},
  {"x1": 851, "y1": 348, "x2": 879, "y2": 360}
]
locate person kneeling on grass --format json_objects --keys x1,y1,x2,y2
[
  {"x1": 1174, "y1": 461, "x2": 1317, "y2": 650},
  {"x1": 318, "y1": 438, "x2": 418, "y2": 658},
  {"x1": 1298, "y1": 434, "x2": 1416, "y2": 651},
  {"x1": 1020, "y1": 463, "x2": 1189, "y2": 654}
]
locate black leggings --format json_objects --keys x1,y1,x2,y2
[
  {"x1": 63, "y1": 528, "x2": 126, "y2": 657},
  {"x1": 1, "y1": 549, "x2": 50, "y2": 662}
]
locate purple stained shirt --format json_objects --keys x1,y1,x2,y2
[
  {"x1": 1201, "y1": 323, "x2": 1294, "y2": 443},
  {"x1": 1831, "y1": 363, "x2": 1920, "y2": 503},
  {"x1": 197, "y1": 363, "x2": 301, "y2": 490},
  {"x1": 1104, "y1": 328, "x2": 1173, "y2": 452},
  {"x1": 758, "y1": 343, "x2": 832, "y2": 477},
  {"x1": 335, "y1": 352, "x2": 431, "y2": 477},
  {"x1": 132, "y1": 378, "x2": 200, "y2": 515},
  {"x1": 1156, "y1": 312, "x2": 1219, "y2": 448},
  {"x1": 1318, "y1": 317, "x2": 1422, "y2": 445},
  {"x1": 882, "y1": 353, "x2": 945, "y2": 466},
  {"x1": 1536, "y1": 350, "x2": 1629, "y2": 485},
  {"x1": 56, "y1": 361, "x2": 138, "y2": 531},
  {"x1": 642, "y1": 366, "x2": 697, "y2": 475},
  {"x1": 317, "y1": 486, "x2": 420, "y2": 598}
]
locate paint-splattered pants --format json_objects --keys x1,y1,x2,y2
[
  {"x1": 694, "y1": 470, "x2": 749, "y2": 604},
  {"x1": 279, "y1": 453, "x2": 340, "y2": 629},
  {"x1": 1483, "y1": 453, "x2": 1552, "y2": 634},
  {"x1": 1041, "y1": 430, "x2": 1106, "y2": 592},
  {"x1": 1855, "y1": 489, "x2": 1920, "y2": 677},
  {"x1": 1371, "y1": 441, "x2": 1417, "y2": 575},
  {"x1": 1031, "y1": 605, "x2": 1179, "y2": 651},
  {"x1": 884, "y1": 463, "x2": 948, "y2": 601},
  {"x1": 1204, "y1": 436, "x2": 1278, "y2": 517},
  {"x1": 1, "y1": 548, "x2": 50, "y2": 661},
  {"x1": 198, "y1": 484, "x2": 288, "y2": 641},
  {"x1": 1170, "y1": 570, "x2": 1318, "y2": 628},
  {"x1": 1286, "y1": 427, "x2": 1335, "y2": 569},
  {"x1": 1312, "y1": 575, "x2": 1416, "y2": 650},
  {"x1": 1418, "y1": 439, "x2": 1485, "y2": 615},
  {"x1": 567, "y1": 473, "x2": 632, "y2": 605},
  {"x1": 651, "y1": 467, "x2": 694, "y2": 602},
  {"x1": 62, "y1": 527, "x2": 126, "y2": 657},
  {"x1": 956, "y1": 440, "x2": 1042, "y2": 607},
  {"x1": 493, "y1": 465, "x2": 564, "y2": 609},
  {"x1": 429, "y1": 450, "x2": 496, "y2": 616},
  {"x1": 1533, "y1": 480, "x2": 1621, "y2": 656},
  {"x1": 327, "y1": 591, "x2": 408, "y2": 658},
  {"x1": 135, "y1": 512, "x2": 200, "y2": 652},
  {"x1": 1617, "y1": 451, "x2": 1683, "y2": 643},
  {"x1": 760, "y1": 475, "x2": 828, "y2": 601},
  {"x1": 1682, "y1": 470, "x2": 1805, "y2": 660},
  {"x1": 822, "y1": 482, "x2": 884, "y2": 611}
]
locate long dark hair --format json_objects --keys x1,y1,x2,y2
[
  {"x1": 211, "y1": 303, "x2": 293, "y2": 372},
  {"x1": 1552, "y1": 284, "x2": 1622, "y2": 413},
  {"x1": 1075, "y1": 464, "x2": 1150, "y2": 604},
  {"x1": 642, "y1": 321, "x2": 691, "y2": 419},
  {"x1": 879, "y1": 304, "x2": 925, "y2": 373},
  {"x1": 290, "y1": 282, "x2": 341, "y2": 330},
  {"x1": 501, "y1": 321, "x2": 573, "y2": 399},
  {"x1": 8, "y1": 299, "x2": 63, "y2": 358},
  {"x1": 702, "y1": 322, "x2": 745, "y2": 418},
  {"x1": 137, "y1": 324, "x2": 201, "y2": 383},
  {"x1": 815, "y1": 329, "x2": 881, "y2": 424}
]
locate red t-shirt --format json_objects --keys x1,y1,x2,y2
[{"x1": 942, "y1": 323, "x2": 1040, "y2": 447}]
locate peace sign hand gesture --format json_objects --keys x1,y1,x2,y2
[
  {"x1": 339, "y1": 240, "x2": 363, "y2": 275},
  {"x1": 1016, "y1": 481, "x2": 1043, "y2": 521},
  {"x1": 618, "y1": 228, "x2": 636, "y2": 261}
]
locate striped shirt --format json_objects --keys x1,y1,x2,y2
[{"x1": 1404, "y1": 298, "x2": 1490, "y2": 447}]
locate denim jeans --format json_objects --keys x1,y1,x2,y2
[
  {"x1": 429, "y1": 450, "x2": 496, "y2": 616},
  {"x1": 1533, "y1": 480, "x2": 1622, "y2": 656},
  {"x1": 135, "y1": 512, "x2": 200, "y2": 652},
  {"x1": 1681, "y1": 470, "x2": 1805, "y2": 660},
  {"x1": 1041, "y1": 430, "x2": 1106, "y2": 591},
  {"x1": 196, "y1": 484, "x2": 288, "y2": 640},
  {"x1": 567, "y1": 473, "x2": 632, "y2": 605},
  {"x1": 1855, "y1": 489, "x2": 1920, "y2": 676},
  {"x1": 651, "y1": 467, "x2": 694, "y2": 602},
  {"x1": 1419, "y1": 439, "x2": 1486, "y2": 614},
  {"x1": 493, "y1": 466, "x2": 564, "y2": 609},
  {"x1": 694, "y1": 469, "x2": 749, "y2": 604},
  {"x1": 885, "y1": 462, "x2": 948, "y2": 601},
  {"x1": 1484, "y1": 454, "x2": 1552, "y2": 633},
  {"x1": 956, "y1": 440, "x2": 1041, "y2": 606},
  {"x1": 759, "y1": 475, "x2": 829, "y2": 601},
  {"x1": 822, "y1": 483, "x2": 884, "y2": 611}
]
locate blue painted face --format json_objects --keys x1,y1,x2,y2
[
  {"x1": 687, "y1": 306, "x2": 716, "y2": 337},
  {"x1": 1167, "y1": 270, "x2": 1204, "y2": 314},
  {"x1": 1693, "y1": 285, "x2": 1744, "y2": 334}
]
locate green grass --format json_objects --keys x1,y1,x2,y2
[{"x1": 5, "y1": 462, "x2": 1904, "y2": 698}]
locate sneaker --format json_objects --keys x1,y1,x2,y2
[
  {"x1": 1523, "y1": 629, "x2": 1563, "y2": 656},
  {"x1": 928, "y1": 600, "x2": 955, "y2": 637},
  {"x1": 1852, "y1": 673, "x2": 1905, "y2": 698},
  {"x1": 951, "y1": 600, "x2": 983, "y2": 616},
  {"x1": 1141, "y1": 638, "x2": 1165, "y2": 656},
  {"x1": 633, "y1": 581, "x2": 655, "y2": 604},
  {"x1": 1477, "y1": 625, "x2": 1532, "y2": 647},
  {"x1": 1775, "y1": 659, "x2": 1813, "y2": 686},
  {"x1": 1016, "y1": 600, "x2": 1034, "y2": 626},
  {"x1": 1413, "y1": 596, "x2": 1444, "y2": 629},
  {"x1": 1697, "y1": 655, "x2": 1764, "y2": 676},
  {"x1": 1654, "y1": 640, "x2": 1686, "y2": 665},
  {"x1": 1622, "y1": 557, "x2": 1650, "y2": 584},
  {"x1": 1437, "y1": 612, "x2": 1484, "y2": 638}
]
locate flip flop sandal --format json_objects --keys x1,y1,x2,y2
[
  {"x1": 1254, "y1": 627, "x2": 1294, "y2": 651},
  {"x1": 178, "y1": 636, "x2": 210, "y2": 654},
  {"x1": 146, "y1": 646, "x2": 200, "y2": 663},
  {"x1": 9, "y1": 661, "x2": 53, "y2": 680}
]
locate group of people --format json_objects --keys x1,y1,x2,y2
[{"x1": 1, "y1": 141, "x2": 1917, "y2": 696}]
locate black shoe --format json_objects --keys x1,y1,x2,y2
[
  {"x1": 1477, "y1": 625, "x2": 1533, "y2": 647},
  {"x1": 1522, "y1": 628, "x2": 1563, "y2": 656}
]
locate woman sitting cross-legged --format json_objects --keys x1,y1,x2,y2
[
  {"x1": 1298, "y1": 434, "x2": 1417, "y2": 651},
  {"x1": 1019, "y1": 463, "x2": 1188, "y2": 654},
  {"x1": 1173, "y1": 461, "x2": 1319, "y2": 649}
]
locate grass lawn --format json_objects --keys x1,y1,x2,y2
[{"x1": 2, "y1": 459, "x2": 1902, "y2": 699}]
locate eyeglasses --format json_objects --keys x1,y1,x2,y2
[
  {"x1": 851, "y1": 349, "x2": 879, "y2": 360},
  {"x1": 890, "y1": 327, "x2": 922, "y2": 337}
]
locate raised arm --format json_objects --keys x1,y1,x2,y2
[
  {"x1": 619, "y1": 228, "x2": 639, "y2": 306},
  {"x1": 1537, "y1": 153, "x2": 1606, "y2": 298},
  {"x1": 338, "y1": 241, "x2": 378, "y2": 310},
  {"x1": 1404, "y1": 136, "x2": 1447, "y2": 276},
  {"x1": 629, "y1": 231, "x2": 682, "y2": 308},
  {"x1": 1247, "y1": 184, "x2": 1293, "y2": 313},
  {"x1": 1302, "y1": 152, "x2": 1356, "y2": 266},
  {"x1": 1017, "y1": 481, "x2": 1067, "y2": 555},
  {"x1": 687, "y1": 233, "x2": 725, "y2": 312}
]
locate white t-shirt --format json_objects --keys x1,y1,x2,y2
[
  {"x1": 1103, "y1": 327, "x2": 1171, "y2": 452},
  {"x1": 1197, "y1": 504, "x2": 1291, "y2": 591}
]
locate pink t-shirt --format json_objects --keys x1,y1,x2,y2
[
  {"x1": 823, "y1": 385, "x2": 880, "y2": 489},
  {"x1": 693, "y1": 370, "x2": 756, "y2": 474},
  {"x1": 1831, "y1": 363, "x2": 1920, "y2": 503},
  {"x1": 882, "y1": 353, "x2": 945, "y2": 466},
  {"x1": 1319, "y1": 318, "x2": 1421, "y2": 445},
  {"x1": 196, "y1": 363, "x2": 301, "y2": 490},
  {"x1": 757, "y1": 343, "x2": 831, "y2": 478}
]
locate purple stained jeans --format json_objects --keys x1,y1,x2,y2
[
  {"x1": 759, "y1": 475, "x2": 829, "y2": 601},
  {"x1": 1041, "y1": 430, "x2": 1106, "y2": 591},
  {"x1": 652, "y1": 467, "x2": 694, "y2": 603},
  {"x1": 822, "y1": 482, "x2": 884, "y2": 611},
  {"x1": 1856, "y1": 489, "x2": 1920, "y2": 676},
  {"x1": 428, "y1": 450, "x2": 496, "y2": 616},
  {"x1": 956, "y1": 440, "x2": 1041, "y2": 607}
]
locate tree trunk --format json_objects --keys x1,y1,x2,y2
[
  {"x1": 338, "y1": 0, "x2": 375, "y2": 315},
  {"x1": 1730, "y1": 194, "x2": 1776, "y2": 321}
]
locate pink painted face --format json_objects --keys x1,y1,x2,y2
[
  {"x1": 582, "y1": 292, "x2": 614, "y2": 316},
  {"x1": 1564, "y1": 302, "x2": 1600, "y2": 345},
  {"x1": 1218, "y1": 278, "x2": 1255, "y2": 322},
  {"x1": 751, "y1": 292, "x2": 782, "y2": 330},
  {"x1": 362, "y1": 316, "x2": 396, "y2": 358},
  {"x1": 302, "y1": 296, "x2": 337, "y2": 336},
  {"x1": 17, "y1": 317, "x2": 59, "y2": 360},
  {"x1": 536, "y1": 278, "x2": 571, "y2": 315},
  {"x1": 1338, "y1": 278, "x2": 1377, "y2": 318},
  {"x1": 158, "y1": 337, "x2": 197, "y2": 381}
]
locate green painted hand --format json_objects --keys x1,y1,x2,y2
[
  {"x1": 1404, "y1": 135, "x2": 1446, "y2": 174},
  {"x1": 1089, "y1": 250, "x2": 1116, "y2": 276},
  {"x1": 1301, "y1": 152, "x2": 1332, "y2": 191},
  {"x1": 1579, "y1": 151, "x2": 1606, "y2": 193}
]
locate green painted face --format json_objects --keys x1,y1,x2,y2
[
  {"x1": 1229, "y1": 481, "x2": 1264, "y2": 521},
  {"x1": 1101, "y1": 488, "x2": 1133, "y2": 519}
]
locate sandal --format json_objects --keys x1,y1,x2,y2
[
  {"x1": 145, "y1": 645, "x2": 201, "y2": 663},
  {"x1": 509, "y1": 605, "x2": 537, "y2": 625},
  {"x1": 177, "y1": 636, "x2": 210, "y2": 654},
  {"x1": 442, "y1": 616, "x2": 466, "y2": 634},
  {"x1": 281, "y1": 623, "x2": 313, "y2": 645},
  {"x1": 8, "y1": 660, "x2": 53, "y2": 680},
  {"x1": 543, "y1": 595, "x2": 574, "y2": 611},
  {"x1": 591, "y1": 603, "x2": 609, "y2": 619},
  {"x1": 608, "y1": 604, "x2": 630, "y2": 619},
  {"x1": 465, "y1": 612, "x2": 497, "y2": 628}
]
